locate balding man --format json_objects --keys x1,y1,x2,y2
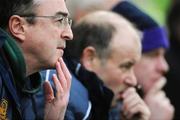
[{"x1": 64, "y1": 11, "x2": 150, "y2": 120}]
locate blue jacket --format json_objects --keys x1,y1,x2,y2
[
  {"x1": 0, "y1": 28, "x2": 42, "y2": 120},
  {"x1": 40, "y1": 69, "x2": 92, "y2": 120}
]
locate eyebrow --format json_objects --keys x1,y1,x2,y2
[
  {"x1": 55, "y1": 11, "x2": 68, "y2": 17},
  {"x1": 120, "y1": 60, "x2": 135, "y2": 68}
]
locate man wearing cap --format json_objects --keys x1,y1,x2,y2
[
  {"x1": 134, "y1": 26, "x2": 174, "y2": 120},
  {"x1": 112, "y1": 1, "x2": 174, "y2": 120}
]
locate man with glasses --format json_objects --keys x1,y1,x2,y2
[
  {"x1": 19, "y1": 14, "x2": 72, "y2": 28},
  {"x1": 0, "y1": 0, "x2": 73, "y2": 119}
]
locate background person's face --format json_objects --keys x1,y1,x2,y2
[
  {"x1": 24, "y1": 0, "x2": 73, "y2": 71},
  {"x1": 91, "y1": 29, "x2": 141, "y2": 105},
  {"x1": 134, "y1": 48, "x2": 169, "y2": 94}
]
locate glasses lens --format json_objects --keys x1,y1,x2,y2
[{"x1": 68, "y1": 18, "x2": 72, "y2": 27}]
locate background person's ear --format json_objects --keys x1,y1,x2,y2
[
  {"x1": 8, "y1": 15, "x2": 27, "y2": 42},
  {"x1": 81, "y1": 46, "x2": 98, "y2": 71}
]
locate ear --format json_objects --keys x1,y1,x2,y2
[
  {"x1": 81, "y1": 46, "x2": 98, "y2": 71},
  {"x1": 8, "y1": 15, "x2": 27, "y2": 42}
]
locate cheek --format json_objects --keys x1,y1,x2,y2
[
  {"x1": 135, "y1": 61, "x2": 158, "y2": 93},
  {"x1": 35, "y1": 38, "x2": 59, "y2": 60},
  {"x1": 38, "y1": 22, "x2": 61, "y2": 40},
  {"x1": 108, "y1": 75, "x2": 123, "y2": 85},
  {"x1": 140, "y1": 74, "x2": 158, "y2": 94},
  {"x1": 104, "y1": 71, "x2": 124, "y2": 91},
  {"x1": 44, "y1": 30, "x2": 60, "y2": 41},
  {"x1": 143, "y1": 80, "x2": 155, "y2": 93},
  {"x1": 135, "y1": 61, "x2": 154, "y2": 81}
]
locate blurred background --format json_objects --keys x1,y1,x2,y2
[{"x1": 132, "y1": 0, "x2": 170, "y2": 25}]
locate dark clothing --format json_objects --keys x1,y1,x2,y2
[
  {"x1": 65, "y1": 59, "x2": 114, "y2": 120},
  {"x1": 0, "y1": 28, "x2": 42, "y2": 120},
  {"x1": 0, "y1": 51, "x2": 21, "y2": 120},
  {"x1": 109, "y1": 102, "x2": 122, "y2": 120},
  {"x1": 40, "y1": 58, "x2": 114, "y2": 120},
  {"x1": 165, "y1": 40, "x2": 180, "y2": 119}
]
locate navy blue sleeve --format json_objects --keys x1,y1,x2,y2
[
  {"x1": 0, "y1": 75, "x2": 2, "y2": 95},
  {"x1": 64, "y1": 109, "x2": 75, "y2": 120}
]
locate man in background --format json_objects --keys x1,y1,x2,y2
[
  {"x1": 112, "y1": 1, "x2": 174, "y2": 120},
  {"x1": 65, "y1": 10, "x2": 150, "y2": 120}
]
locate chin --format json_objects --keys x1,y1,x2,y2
[
  {"x1": 48, "y1": 59, "x2": 58, "y2": 69},
  {"x1": 57, "y1": 49, "x2": 64, "y2": 57}
]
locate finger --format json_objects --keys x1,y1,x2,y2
[
  {"x1": 123, "y1": 93, "x2": 144, "y2": 118},
  {"x1": 126, "y1": 104, "x2": 145, "y2": 119},
  {"x1": 43, "y1": 81, "x2": 54, "y2": 102},
  {"x1": 148, "y1": 77, "x2": 167, "y2": 94},
  {"x1": 56, "y1": 60, "x2": 67, "y2": 90},
  {"x1": 156, "y1": 91, "x2": 172, "y2": 105},
  {"x1": 122, "y1": 88, "x2": 138, "y2": 114},
  {"x1": 123, "y1": 94, "x2": 141, "y2": 111},
  {"x1": 122, "y1": 87, "x2": 136, "y2": 99},
  {"x1": 123, "y1": 91, "x2": 136, "y2": 107},
  {"x1": 123, "y1": 101, "x2": 140, "y2": 118},
  {"x1": 58, "y1": 58, "x2": 71, "y2": 80},
  {"x1": 126, "y1": 97, "x2": 150, "y2": 120},
  {"x1": 58, "y1": 58, "x2": 71, "y2": 89},
  {"x1": 156, "y1": 91, "x2": 166, "y2": 98},
  {"x1": 52, "y1": 74, "x2": 63, "y2": 99}
]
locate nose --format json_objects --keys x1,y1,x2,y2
[
  {"x1": 61, "y1": 25, "x2": 73, "y2": 41},
  {"x1": 157, "y1": 56, "x2": 169, "y2": 74},
  {"x1": 125, "y1": 69, "x2": 137, "y2": 87}
]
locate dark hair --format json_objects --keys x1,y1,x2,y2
[
  {"x1": 167, "y1": 1, "x2": 180, "y2": 43},
  {"x1": 0, "y1": 0, "x2": 37, "y2": 29},
  {"x1": 65, "y1": 22, "x2": 116, "y2": 60}
]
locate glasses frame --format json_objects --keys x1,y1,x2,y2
[{"x1": 19, "y1": 14, "x2": 72, "y2": 28}]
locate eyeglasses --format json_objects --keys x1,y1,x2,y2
[{"x1": 20, "y1": 14, "x2": 72, "y2": 28}]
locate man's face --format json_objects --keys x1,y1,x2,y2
[
  {"x1": 134, "y1": 48, "x2": 169, "y2": 94},
  {"x1": 91, "y1": 29, "x2": 141, "y2": 104},
  {"x1": 24, "y1": 0, "x2": 73, "y2": 71}
]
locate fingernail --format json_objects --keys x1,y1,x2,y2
[{"x1": 58, "y1": 57, "x2": 63, "y2": 62}]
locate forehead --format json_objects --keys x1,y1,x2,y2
[
  {"x1": 111, "y1": 26, "x2": 140, "y2": 50},
  {"x1": 108, "y1": 27, "x2": 141, "y2": 62},
  {"x1": 35, "y1": 0, "x2": 69, "y2": 15}
]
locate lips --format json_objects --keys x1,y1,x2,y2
[
  {"x1": 57, "y1": 46, "x2": 65, "y2": 50},
  {"x1": 57, "y1": 47, "x2": 65, "y2": 56}
]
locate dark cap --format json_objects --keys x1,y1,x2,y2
[{"x1": 112, "y1": 1, "x2": 169, "y2": 53}]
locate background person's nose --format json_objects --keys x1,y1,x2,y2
[
  {"x1": 157, "y1": 56, "x2": 169, "y2": 74},
  {"x1": 125, "y1": 70, "x2": 137, "y2": 87}
]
